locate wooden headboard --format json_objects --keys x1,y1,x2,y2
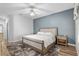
[{"x1": 40, "y1": 27, "x2": 58, "y2": 36}]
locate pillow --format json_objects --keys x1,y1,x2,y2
[
  {"x1": 37, "y1": 32, "x2": 44, "y2": 35},
  {"x1": 37, "y1": 32, "x2": 53, "y2": 37}
]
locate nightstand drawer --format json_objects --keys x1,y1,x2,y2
[
  {"x1": 57, "y1": 35, "x2": 68, "y2": 46},
  {"x1": 58, "y1": 39, "x2": 66, "y2": 43},
  {"x1": 57, "y1": 36, "x2": 67, "y2": 39}
]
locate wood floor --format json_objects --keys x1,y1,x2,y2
[{"x1": 0, "y1": 33, "x2": 10, "y2": 56}]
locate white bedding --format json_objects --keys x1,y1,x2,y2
[{"x1": 23, "y1": 34, "x2": 55, "y2": 48}]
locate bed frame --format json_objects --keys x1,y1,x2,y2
[{"x1": 22, "y1": 27, "x2": 58, "y2": 55}]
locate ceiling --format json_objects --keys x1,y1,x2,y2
[{"x1": 0, "y1": 3, "x2": 74, "y2": 19}]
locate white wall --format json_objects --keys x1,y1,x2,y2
[
  {"x1": 8, "y1": 14, "x2": 33, "y2": 42},
  {"x1": 8, "y1": 15, "x2": 14, "y2": 42}
]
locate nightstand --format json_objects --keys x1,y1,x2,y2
[{"x1": 56, "y1": 35, "x2": 68, "y2": 46}]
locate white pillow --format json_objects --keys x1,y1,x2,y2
[
  {"x1": 37, "y1": 32, "x2": 44, "y2": 35},
  {"x1": 37, "y1": 32, "x2": 53, "y2": 37}
]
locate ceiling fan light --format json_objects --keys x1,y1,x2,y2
[{"x1": 30, "y1": 12, "x2": 35, "y2": 16}]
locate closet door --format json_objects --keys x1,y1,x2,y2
[{"x1": 74, "y1": 3, "x2": 79, "y2": 55}]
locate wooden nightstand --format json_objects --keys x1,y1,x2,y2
[{"x1": 56, "y1": 35, "x2": 68, "y2": 46}]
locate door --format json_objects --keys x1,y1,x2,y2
[
  {"x1": 75, "y1": 18, "x2": 79, "y2": 55},
  {"x1": 0, "y1": 24, "x2": 10, "y2": 56}
]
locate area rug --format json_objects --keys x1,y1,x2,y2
[
  {"x1": 7, "y1": 42, "x2": 77, "y2": 56},
  {"x1": 59, "y1": 45, "x2": 77, "y2": 56}
]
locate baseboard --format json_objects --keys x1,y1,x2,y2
[
  {"x1": 8, "y1": 40, "x2": 22, "y2": 43},
  {"x1": 68, "y1": 43, "x2": 75, "y2": 46}
]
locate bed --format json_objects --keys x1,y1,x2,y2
[{"x1": 22, "y1": 27, "x2": 58, "y2": 55}]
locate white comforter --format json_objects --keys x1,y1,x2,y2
[{"x1": 23, "y1": 34, "x2": 55, "y2": 48}]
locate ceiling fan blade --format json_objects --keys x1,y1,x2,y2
[
  {"x1": 10, "y1": 3, "x2": 52, "y2": 15},
  {"x1": 11, "y1": 8, "x2": 30, "y2": 15},
  {"x1": 34, "y1": 6, "x2": 52, "y2": 12},
  {"x1": 24, "y1": 3, "x2": 43, "y2": 7},
  {"x1": 12, "y1": 6, "x2": 34, "y2": 14},
  {"x1": 15, "y1": 6, "x2": 30, "y2": 11}
]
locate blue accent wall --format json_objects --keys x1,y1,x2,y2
[{"x1": 33, "y1": 9, "x2": 75, "y2": 44}]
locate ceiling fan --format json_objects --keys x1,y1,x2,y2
[{"x1": 14, "y1": 3, "x2": 51, "y2": 17}]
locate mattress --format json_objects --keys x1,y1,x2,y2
[{"x1": 23, "y1": 34, "x2": 55, "y2": 50}]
